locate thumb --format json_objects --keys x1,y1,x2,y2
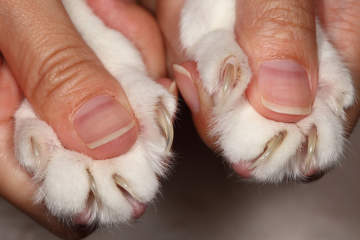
[
  {"x1": 0, "y1": 0, "x2": 138, "y2": 159},
  {"x1": 236, "y1": 0, "x2": 318, "y2": 123}
]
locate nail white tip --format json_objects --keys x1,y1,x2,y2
[
  {"x1": 87, "y1": 121, "x2": 136, "y2": 149},
  {"x1": 261, "y1": 97, "x2": 312, "y2": 115},
  {"x1": 173, "y1": 64, "x2": 192, "y2": 79},
  {"x1": 169, "y1": 81, "x2": 177, "y2": 94}
]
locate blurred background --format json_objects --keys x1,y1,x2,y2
[{"x1": 1, "y1": 107, "x2": 360, "y2": 240}]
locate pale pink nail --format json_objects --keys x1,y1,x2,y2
[
  {"x1": 73, "y1": 95, "x2": 136, "y2": 150},
  {"x1": 258, "y1": 60, "x2": 313, "y2": 115}
]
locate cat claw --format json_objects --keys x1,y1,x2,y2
[
  {"x1": 156, "y1": 101, "x2": 174, "y2": 153},
  {"x1": 30, "y1": 137, "x2": 41, "y2": 158},
  {"x1": 249, "y1": 131, "x2": 287, "y2": 170},
  {"x1": 87, "y1": 170, "x2": 100, "y2": 202},
  {"x1": 220, "y1": 56, "x2": 241, "y2": 98},
  {"x1": 113, "y1": 174, "x2": 141, "y2": 203},
  {"x1": 303, "y1": 126, "x2": 318, "y2": 174}
]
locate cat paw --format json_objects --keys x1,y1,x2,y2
[
  {"x1": 179, "y1": 0, "x2": 355, "y2": 182},
  {"x1": 13, "y1": 0, "x2": 176, "y2": 225}
]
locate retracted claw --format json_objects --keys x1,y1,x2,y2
[{"x1": 30, "y1": 137, "x2": 41, "y2": 158}]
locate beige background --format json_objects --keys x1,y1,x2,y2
[{"x1": 1, "y1": 108, "x2": 360, "y2": 240}]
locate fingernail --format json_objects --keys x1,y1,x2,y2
[
  {"x1": 258, "y1": 60, "x2": 312, "y2": 115},
  {"x1": 173, "y1": 64, "x2": 200, "y2": 113},
  {"x1": 73, "y1": 95, "x2": 136, "y2": 150}
]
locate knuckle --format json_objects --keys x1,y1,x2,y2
[{"x1": 29, "y1": 40, "x2": 99, "y2": 110}]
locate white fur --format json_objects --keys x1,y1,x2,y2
[
  {"x1": 14, "y1": 0, "x2": 176, "y2": 225},
  {"x1": 180, "y1": 0, "x2": 355, "y2": 182}
]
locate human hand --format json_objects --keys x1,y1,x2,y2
[{"x1": 0, "y1": 0, "x2": 172, "y2": 238}]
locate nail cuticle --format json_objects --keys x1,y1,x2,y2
[{"x1": 173, "y1": 64, "x2": 192, "y2": 79}]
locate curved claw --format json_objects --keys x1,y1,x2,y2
[
  {"x1": 220, "y1": 56, "x2": 240, "y2": 97},
  {"x1": 113, "y1": 174, "x2": 141, "y2": 202},
  {"x1": 87, "y1": 170, "x2": 99, "y2": 201},
  {"x1": 156, "y1": 102, "x2": 174, "y2": 153},
  {"x1": 303, "y1": 126, "x2": 317, "y2": 173},
  {"x1": 250, "y1": 131, "x2": 286, "y2": 170},
  {"x1": 87, "y1": 170, "x2": 101, "y2": 220}
]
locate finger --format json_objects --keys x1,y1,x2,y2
[
  {"x1": 0, "y1": 0, "x2": 140, "y2": 160},
  {"x1": 316, "y1": 0, "x2": 360, "y2": 131},
  {"x1": 236, "y1": 0, "x2": 318, "y2": 122},
  {"x1": 0, "y1": 62, "x2": 93, "y2": 239},
  {"x1": 87, "y1": 0, "x2": 167, "y2": 80},
  {"x1": 173, "y1": 62, "x2": 217, "y2": 150},
  {"x1": 157, "y1": 0, "x2": 188, "y2": 65},
  {"x1": 317, "y1": 0, "x2": 360, "y2": 68},
  {"x1": 88, "y1": 0, "x2": 175, "y2": 94}
]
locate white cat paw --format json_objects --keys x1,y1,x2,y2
[
  {"x1": 180, "y1": 0, "x2": 355, "y2": 182},
  {"x1": 13, "y1": 0, "x2": 176, "y2": 226}
]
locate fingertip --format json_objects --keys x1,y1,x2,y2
[
  {"x1": 173, "y1": 62, "x2": 200, "y2": 113},
  {"x1": 172, "y1": 61, "x2": 218, "y2": 150}
]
